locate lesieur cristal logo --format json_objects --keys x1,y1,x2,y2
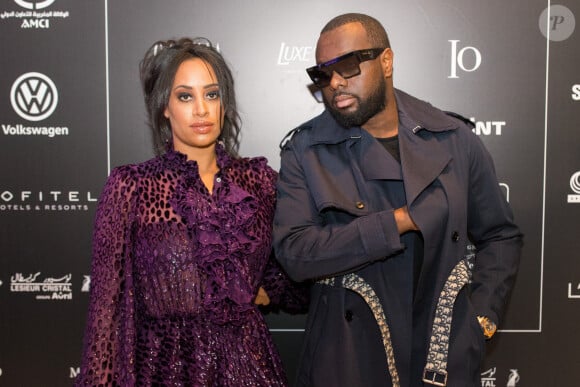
[
  {"x1": 14, "y1": 0, "x2": 56, "y2": 10},
  {"x1": 10, "y1": 72, "x2": 58, "y2": 121}
]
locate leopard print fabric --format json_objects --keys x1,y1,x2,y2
[{"x1": 76, "y1": 144, "x2": 307, "y2": 386}]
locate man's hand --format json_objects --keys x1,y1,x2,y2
[{"x1": 394, "y1": 206, "x2": 419, "y2": 234}]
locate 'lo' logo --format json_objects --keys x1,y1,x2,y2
[
  {"x1": 10, "y1": 72, "x2": 59, "y2": 121},
  {"x1": 14, "y1": 0, "x2": 55, "y2": 10},
  {"x1": 448, "y1": 40, "x2": 482, "y2": 79}
]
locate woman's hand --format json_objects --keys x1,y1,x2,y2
[{"x1": 254, "y1": 286, "x2": 271, "y2": 306}]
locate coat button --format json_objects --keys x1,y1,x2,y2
[
  {"x1": 355, "y1": 201, "x2": 365, "y2": 209},
  {"x1": 345, "y1": 310, "x2": 353, "y2": 322},
  {"x1": 451, "y1": 231, "x2": 460, "y2": 242}
]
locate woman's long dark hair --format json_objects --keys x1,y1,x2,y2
[{"x1": 139, "y1": 37, "x2": 241, "y2": 156}]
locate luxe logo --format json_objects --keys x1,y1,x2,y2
[
  {"x1": 14, "y1": 0, "x2": 55, "y2": 10},
  {"x1": 448, "y1": 40, "x2": 481, "y2": 79},
  {"x1": 10, "y1": 72, "x2": 58, "y2": 121},
  {"x1": 568, "y1": 171, "x2": 580, "y2": 203},
  {"x1": 277, "y1": 42, "x2": 313, "y2": 65}
]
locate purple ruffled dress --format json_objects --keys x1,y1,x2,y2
[{"x1": 76, "y1": 145, "x2": 307, "y2": 386}]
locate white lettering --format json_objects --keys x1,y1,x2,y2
[
  {"x1": 277, "y1": 42, "x2": 313, "y2": 65},
  {"x1": 572, "y1": 84, "x2": 580, "y2": 101},
  {"x1": 21, "y1": 18, "x2": 50, "y2": 28},
  {"x1": 449, "y1": 40, "x2": 482, "y2": 78}
]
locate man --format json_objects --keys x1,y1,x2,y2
[{"x1": 273, "y1": 13, "x2": 522, "y2": 387}]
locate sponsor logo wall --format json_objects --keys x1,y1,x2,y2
[{"x1": 0, "y1": 1, "x2": 578, "y2": 385}]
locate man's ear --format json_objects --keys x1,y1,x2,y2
[{"x1": 382, "y1": 48, "x2": 394, "y2": 78}]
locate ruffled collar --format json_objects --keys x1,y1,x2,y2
[
  {"x1": 161, "y1": 142, "x2": 233, "y2": 176},
  {"x1": 163, "y1": 143, "x2": 259, "y2": 325}
]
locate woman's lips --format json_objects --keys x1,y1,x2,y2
[{"x1": 190, "y1": 122, "x2": 213, "y2": 133}]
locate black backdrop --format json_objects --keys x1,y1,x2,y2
[{"x1": 1, "y1": 1, "x2": 579, "y2": 385}]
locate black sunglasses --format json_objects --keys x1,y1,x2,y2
[{"x1": 306, "y1": 48, "x2": 386, "y2": 88}]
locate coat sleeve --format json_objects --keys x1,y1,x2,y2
[
  {"x1": 273, "y1": 135, "x2": 404, "y2": 282},
  {"x1": 466, "y1": 132, "x2": 523, "y2": 325},
  {"x1": 76, "y1": 166, "x2": 138, "y2": 386},
  {"x1": 254, "y1": 161, "x2": 309, "y2": 313}
]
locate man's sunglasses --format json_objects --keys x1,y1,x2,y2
[{"x1": 306, "y1": 48, "x2": 386, "y2": 88}]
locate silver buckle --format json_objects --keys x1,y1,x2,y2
[{"x1": 422, "y1": 368, "x2": 448, "y2": 386}]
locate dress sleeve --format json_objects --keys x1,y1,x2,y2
[
  {"x1": 76, "y1": 166, "x2": 138, "y2": 386},
  {"x1": 260, "y1": 252, "x2": 310, "y2": 314}
]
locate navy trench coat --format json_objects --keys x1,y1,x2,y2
[{"x1": 273, "y1": 89, "x2": 522, "y2": 387}]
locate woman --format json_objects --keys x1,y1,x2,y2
[{"x1": 76, "y1": 37, "x2": 307, "y2": 386}]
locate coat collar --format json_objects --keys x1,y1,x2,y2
[
  {"x1": 308, "y1": 89, "x2": 460, "y2": 205},
  {"x1": 307, "y1": 88, "x2": 459, "y2": 145}
]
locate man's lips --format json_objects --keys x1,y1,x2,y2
[{"x1": 333, "y1": 93, "x2": 357, "y2": 109}]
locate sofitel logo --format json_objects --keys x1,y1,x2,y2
[
  {"x1": 0, "y1": 189, "x2": 97, "y2": 212},
  {"x1": 10, "y1": 272, "x2": 73, "y2": 300},
  {"x1": 568, "y1": 171, "x2": 580, "y2": 203}
]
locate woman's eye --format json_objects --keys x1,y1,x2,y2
[
  {"x1": 206, "y1": 90, "x2": 220, "y2": 100},
  {"x1": 178, "y1": 93, "x2": 192, "y2": 102}
]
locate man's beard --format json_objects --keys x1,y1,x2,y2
[{"x1": 323, "y1": 80, "x2": 386, "y2": 128}]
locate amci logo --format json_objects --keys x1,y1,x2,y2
[
  {"x1": 14, "y1": 0, "x2": 55, "y2": 10},
  {"x1": 10, "y1": 72, "x2": 59, "y2": 121}
]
